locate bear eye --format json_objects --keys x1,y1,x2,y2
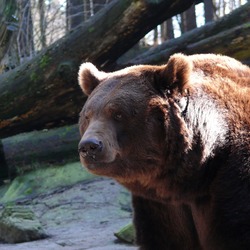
[{"x1": 114, "y1": 113, "x2": 123, "y2": 121}]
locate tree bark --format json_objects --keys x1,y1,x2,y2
[
  {"x1": 166, "y1": 18, "x2": 175, "y2": 40},
  {"x1": 204, "y1": 0, "x2": 215, "y2": 22},
  {"x1": 186, "y1": 23, "x2": 250, "y2": 60},
  {"x1": 180, "y1": 3, "x2": 197, "y2": 33},
  {"x1": 66, "y1": 0, "x2": 84, "y2": 31},
  {"x1": 17, "y1": 0, "x2": 34, "y2": 59},
  {"x1": 160, "y1": 18, "x2": 174, "y2": 43},
  {"x1": 38, "y1": 0, "x2": 46, "y2": 48},
  {"x1": 0, "y1": 124, "x2": 80, "y2": 179},
  {"x1": 0, "y1": 0, "x2": 196, "y2": 139},
  {"x1": 0, "y1": 0, "x2": 17, "y2": 69},
  {"x1": 126, "y1": 3, "x2": 250, "y2": 66}
]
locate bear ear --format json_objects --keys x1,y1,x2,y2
[
  {"x1": 157, "y1": 53, "x2": 192, "y2": 95},
  {"x1": 78, "y1": 63, "x2": 107, "y2": 96}
]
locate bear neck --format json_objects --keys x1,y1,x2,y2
[
  {"x1": 182, "y1": 89, "x2": 228, "y2": 164},
  {"x1": 149, "y1": 90, "x2": 231, "y2": 203}
]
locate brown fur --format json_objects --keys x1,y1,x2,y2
[
  {"x1": 78, "y1": 54, "x2": 250, "y2": 250},
  {"x1": 189, "y1": 54, "x2": 250, "y2": 130}
]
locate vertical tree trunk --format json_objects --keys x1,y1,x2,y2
[
  {"x1": 0, "y1": 0, "x2": 17, "y2": 70},
  {"x1": 38, "y1": 0, "x2": 46, "y2": 48},
  {"x1": 160, "y1": 22, "x2": 167, "y2": 43},
  {"x1": 83, "y1": 0, "x2": 91, "y2": 21},
  {"x1": 66, "y1": 0, "x2": 84, "y2": 31},
  {"x1": 181, "y1": 3, "x2": 197, "y2": 33},
  {"x1": 17, "y1": 0, "x2": 34, "y2": 60},
  {"x1": 204, "y1": 0, "x2": 214, "y2": 22},
  {"x1": 160, "y1": 18, "x2": 174, "y2": 43},
  {"x1": 166, "y1": 18, "x2": 174, "y2": 39},
  {"x1": 153, "y1": 27, "x2": 158, "y2": 46},
  {"x1": 221, "y1": 0, "x2": 227, "y2": 16}
]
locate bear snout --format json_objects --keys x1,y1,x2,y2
[{"x1": 78, "y1": 138, "x2": 103, "y2": 160}]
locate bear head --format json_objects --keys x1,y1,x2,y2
[{"x1": 77, "y1": 54, "x2": 195, "y2": 199}]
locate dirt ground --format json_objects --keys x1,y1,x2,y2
[{"x1": 0, "y1": 178, "x2": 137, "y2": 250}]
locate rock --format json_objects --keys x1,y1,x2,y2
[
  {"x1": 114, "y1": 223, "x2": 135, "y2": 244},
  {"x1": 0, "y1": 177, "x2": 137, "y2": 249},
  {"x1": 0, "y1": 205, "x2": 47, "y2": 243}
]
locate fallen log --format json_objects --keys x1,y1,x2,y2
[
  {"x1": 0, "y1": 0, "x2": 196, "y2": 139},
  {"x1": 0, "y1": 124, "x2": 80, "y2": 180},
  {"x1": 126, "y1": 3, "x2": 250, "y2": 66},
  {"x1": 186, "y1": 23, "x2": 250, "y2": 61}
]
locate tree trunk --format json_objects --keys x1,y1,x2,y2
[
  {"x1": 180, "y1": 3, "x2": 197, "y2": 33},
  {"x1": 0, "y1": 124, "x2": 80, "y2": 180},
  {"x1": 126, "y1": 3, "x2": 250, "y2": 66},
  {"x1": 0, "y1": 0, "x2": 17, "y2": 71},
  {"x1": 17, "y1": 0, "x2": 34, "y2": 60},
  {"x1": 204, "y1": 0, "x2": 215, "y2": 22},
  {"x1": 38, "y1": 0, "x2": 46, "y2": 48},
  {"x1": 153, "y1": 27, "x2": 158, "y2": 46},
  {"x1": 186, "y1": 23, "x2": 250, "y2": 60},
  {"x1": 166, "y1": 18, "x2": 175, "y2": 40},
  {"x1": 160, "y1": 18, "x2": 174, "y2": 43},
  {"x1": 66, "y1": 0, "x2": 84, "y2": 31},
  {"x1": 0, "y1": 0, "x2": 196, "y2": 139}
]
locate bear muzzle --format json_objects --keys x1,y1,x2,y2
[{"x1": 78, "y1": 138, "x2": 103, "y2": 161}]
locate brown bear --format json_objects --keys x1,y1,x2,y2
[{"x1": 78, "y1": 54, "x2": 250, "y2": 250}]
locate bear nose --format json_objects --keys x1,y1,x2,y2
[{"x1": 78, "y1": 138, "x2": 103, "y2": 158}]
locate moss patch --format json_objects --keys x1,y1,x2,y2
[
  {"x1": 0, "y1": 205, "x2": 47, "y2": 243},
  {"x1": 114, "y1": 222, "x2": 135, "y2": 244},
  {"x1": 39, "y1": 54, "x2": 51, "y2": 70},
  {"x1": 0, "y1": 162, "x2": 96, "y2": 203}
]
